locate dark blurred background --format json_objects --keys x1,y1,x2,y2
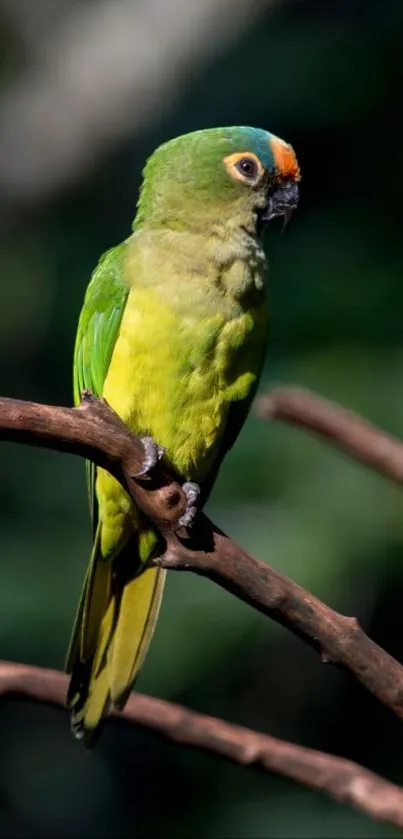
[{"x1": 0, "y1": 0, "x2": 402, "y2": 836}]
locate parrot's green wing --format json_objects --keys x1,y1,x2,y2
[
  {"x1": 66, "y1": 242, "x2": 129, "y2": 675},
  {"x1": 73, "y1": 242, "x2": 129, "y2": 529}
]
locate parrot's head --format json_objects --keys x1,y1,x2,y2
[{"x1": 136, "y1": 126, "x2": 300, "y2": 236}]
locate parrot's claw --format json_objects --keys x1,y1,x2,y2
[
  {"x1": 70, "y1": 715, "x2": 84, "y2": 740},
  {"x1": 136, "y1": 436, "x2": 165, "y2": 478},
  {"x1": 178, "y1": 481, "x2": 201, "y2": 528}
]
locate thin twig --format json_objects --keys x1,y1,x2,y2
[
  {"x1": 258, "y1": 386, "x2": 403, "y2": 484},
  {"x1": 1, "y1": 660, "x2": 403, "y2": 831}
]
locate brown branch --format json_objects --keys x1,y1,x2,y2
[
  {"x1": 2, "y1": 392, "x2": 403, "y2": 722},
  {"x1": 258, "y1": 386, "x2": 403, "y2": 484},
  {"x1": 4, "y1": 390, "x2": 403, "y2": 829},
  {"x1": 1, "y1": 661, "x2": 403, "y2": 832},
  {"x1": 156, "y1": 520, "x2": 403, "y2": 720},
  {"x1": 0, "y1": 392, "x2": 188, "y2": 530}
]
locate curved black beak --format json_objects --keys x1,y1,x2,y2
[{"x1": 262, "y1": 181, "x2": 299, "y2": 230}]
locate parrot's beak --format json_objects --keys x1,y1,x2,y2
[{"x1": 261, "y1": 181, "x2": 300, "y2": 229}]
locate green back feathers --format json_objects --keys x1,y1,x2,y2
[
  {"x1": 73, "y1": 243, "x2": 129, "y2": 406},
  {"x1": 73, "y1": 242, "x2": 129, "y2": 526}
]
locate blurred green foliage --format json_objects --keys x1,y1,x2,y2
[{"x1": 1, "y1": 1, "x2": 403, "y2": 836}]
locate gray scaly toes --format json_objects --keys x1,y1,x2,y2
[
  {"x1": 136, "y1": 436, "x2": 166, "y2": 478},
  {"x1": 178, "y1": 481, "x2": 201, "y2": 528}
]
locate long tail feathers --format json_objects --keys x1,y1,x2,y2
[
  {"x1": 65, "y1": 523, "x2": 111, "y2": 673},
  {"x1": 65, "y1": 531, "x2": 166, "y2": 746},
  {"x1": 108, "y1": 566, "x2": 166, "y2": 707}
]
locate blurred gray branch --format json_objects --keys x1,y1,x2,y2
[
  {"x1": 1, "y1": 660, "x2": 403, "y2": 831},
  {"x1": 0, "y1": 0, "x2": 276, "y2": 210},
  {"x1": 258, "y1": 386, "x2": 403, "y2": 484}
]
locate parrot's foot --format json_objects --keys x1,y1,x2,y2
[
  {"x1": 70, "y1": 715, "x2": 84, "y2": 741},
  {"x1": 136, "y1": 436, "x2": 165, "y2": 478},
  {"x1": 178, "y1": 481, "x2": 201, "y2": 528}
]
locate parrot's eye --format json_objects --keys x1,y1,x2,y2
[
  {"x1": 223, "y1": 151, "x2": 264, "y2": 185},
  {"x1": 235, "y1": 157, "x2": 258, "y2": 179}
]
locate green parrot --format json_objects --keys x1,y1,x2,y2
[{"x1": 66, "y1": 126, "x2": 300, "y2": 743}]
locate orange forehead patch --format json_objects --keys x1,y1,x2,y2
[
  {"x1": 271, "y1": 137, "x2": 301, "y2": 182},
  {"x1": 223, "y1": 151, "x2": 265, "y2": 182}
]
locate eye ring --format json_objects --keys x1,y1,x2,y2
[
  {"x1": 235, "y1": 157, "x2": 259, "y2": 179},
  {"x1": 223, "y1": 151, "x2": 264, "y2": 185}
]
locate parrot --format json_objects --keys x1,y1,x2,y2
[{"x1": 65, "y1": 125, "x2": 300, "y2": 744}]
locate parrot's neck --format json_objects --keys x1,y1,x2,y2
[
  {"x1": 128, "y1": 223, "x2": 268, "y2": 309},
  {"x1": 135, "y1": 188, "x2": 264, "y2": 239},
  {"x1": 208, "y1": 219, "x2": 268, "y2": 300}
]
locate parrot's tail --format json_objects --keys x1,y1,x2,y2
[{"x1": 65, "y1": 528, "x2": 166, "y2": 746}]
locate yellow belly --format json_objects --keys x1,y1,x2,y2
[{"x1": 97, "y1": 285, "x2": 265, "y2": 556}]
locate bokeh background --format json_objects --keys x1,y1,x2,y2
[{"x1": 0, "y1": 0, "x2": 402, "y2": 836}]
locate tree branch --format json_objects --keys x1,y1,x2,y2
[
  {"x1": 2, "y1": 391, "x2": 403, "y2": 722},
  {"x1": 0, "y1": 391, "x2": 188, "y2": 529},
  {"x1": 258, "y1": 386, "x2": 403, "y2": 485},
  {"x1": 3, "y1": 389, "x2": 403, "y2": 829},
  {"x1": 156, "y1": 521, "x2": 403, "y2": 721},
  {"x1": 1, "y1": 660, "x2": 403, "y2": 832}
]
